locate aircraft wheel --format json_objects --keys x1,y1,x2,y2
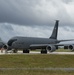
[
  {"x1": 41, "y1": 49, "x2": 47, "y2": 54},
  {"x1": 23, "y1": 49, "x2": 29, "y2": 53}
]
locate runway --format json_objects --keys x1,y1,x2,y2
[
  {"x1": 0, "y1": 68, "x2": 74, "y2": 71},
  {"x1": 30, "y1": 51, "x2": 74, "y2": 55},
  {"x1": 0, "y1": 50, "x2": 74, "y2": 55}
]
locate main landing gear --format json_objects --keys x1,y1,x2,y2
[
  {"x1": 41, "y1": 49, "x2": 47, "y2": 54},
  {"x1": 23, "y1": 49, "x2": 30, "y2": 53}
]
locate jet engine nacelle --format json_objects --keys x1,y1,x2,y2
[
  {"x1": 3, "y1": 45, "x2": 12, "y2": 50},
  {"x1": 3, "y1": 45, "x2": 8, "y2": 49},
  {"x1": 69, "y1": 45, "x2": 74, "y2": 51},
  {"x1": 46, "y1": 45, "x2": 56, "y2": 52}
]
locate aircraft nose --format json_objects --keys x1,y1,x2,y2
[{"x1": 7, "y1": 39, "x2": 17, "y2": 46}]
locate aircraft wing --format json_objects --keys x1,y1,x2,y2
[
  {"x1": 30, "y1": 43, "x2": 70, "y2": 49},
  {"x1": 30, "y1": 43, "x2": 74, "y2": 52}
]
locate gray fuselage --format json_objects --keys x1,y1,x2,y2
[{"x1": 8, "y1": 37, "x2": 58, "y2": 49}]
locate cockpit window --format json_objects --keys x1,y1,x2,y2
[{"x1": 8, "y1": 39, "x2": 17, "y2": 46}]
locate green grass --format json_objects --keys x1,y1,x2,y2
[
  {"x1": 0, "y1": 54, "x2": 74, "y2": 75},
  {"x1": 0, "y1": 70, "x2": 74, "y2": 75},
  {"x1": 0, "y1": 54, "x2": 74, "y2": 68}
]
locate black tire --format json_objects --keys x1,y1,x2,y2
[
  {"x1": 23, "y1": 49, "x2": 29, "y2": 53},
  {"x1": 41, "y1": 49, "x2": 47, "y2": 54}
]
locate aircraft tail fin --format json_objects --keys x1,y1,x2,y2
[{"x1": 50, "y1": 20, "x2": 59, "y2": 40}]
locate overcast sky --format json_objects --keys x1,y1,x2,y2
[{"x1": 0, "y1": 0, "x2": 74, "y2": 42}]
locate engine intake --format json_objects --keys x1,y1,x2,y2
[
  {"x1": 3, "y1": 45, "x2": 8, "y2": 49},
  {"x1": 46, "y1": 45, "x2": 56, "y2": 52},
  {"x1": 3, "y1": 45, "x2": 12, "y2": 50},
  {"x1": 69, "y1": 45, "x2": 74, "y2": 51},
  {"x1": 8, "y1": 39, "x2": 17, "y2": 46}
]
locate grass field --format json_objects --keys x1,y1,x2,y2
[
  {"x1": 0, "y1": 54, "x2": 74, "y2": 68},
  {"x1": 0, "y1": 70, "x2": 74, "y2": 75},
  {"x1": 0, "y1": 54, "x2": 74, "y2": 75}
]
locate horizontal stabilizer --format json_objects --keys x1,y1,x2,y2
[{"x1": 58, "y1": 39, "x2": 74, "y2": 42}]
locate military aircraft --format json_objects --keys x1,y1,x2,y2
[{"x1": 3, "y1": 20, "x2": 74, "y2": 54}]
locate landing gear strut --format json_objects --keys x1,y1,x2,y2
[
  {"x1": 41, "y1": 49, "x2": 47, "y2": 54},
  {"x1": 13, "y1": 49, "x2": 18, "y2": 53}
]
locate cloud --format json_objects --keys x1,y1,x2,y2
[
  {"x1": 0, "y1": 0, "x2": 74, "y2": 42},
  {"x1": 0, "y1": 0, "x2": 74, "y2": 26},
  {"x1": 0, "y1": 23, "x2": 74, "y2": 42},
  {"x1": 62, "y1": 0, "x2": 73, "y2": 3}
]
